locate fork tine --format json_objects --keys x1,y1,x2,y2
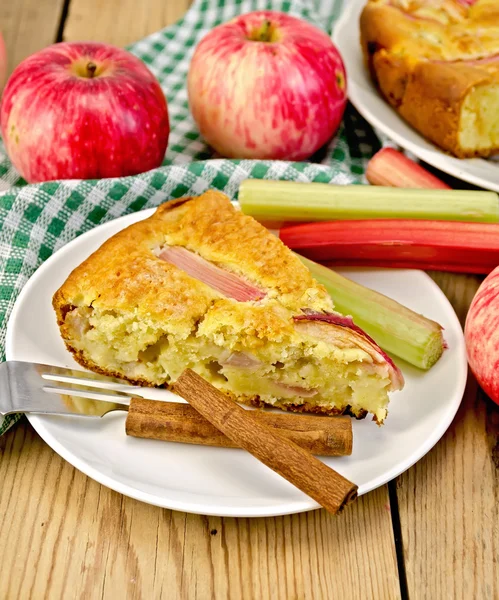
[
  {"x1": 2, "y1": 362, "x2": 185, "y2": 407},
  {"x1": 43, "y1": 384, "x2": 132, "y2": 404},
  {"x1": 37, "y1": 363, "x2": 128, "y2": 385},
  {"x1": 41, "y1": 372, "x2": 143, "y2": 393},
  {"x1": 37, "y1": 363, "x2": 185, "y2": 404},
  {"x1": 0, "y1": 362, "x2": 130, "y2": 417}
]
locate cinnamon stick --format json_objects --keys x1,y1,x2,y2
[
  {"x1": 173, "y1": 369, "x2": 358, "y2": 514},
  {"x1": 126, "y1": 398, "x2": 352, "y2": 456}
]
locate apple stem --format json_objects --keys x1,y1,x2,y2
[
  {"x1": 86, "y1": 62, "x2": 97, "y2": 78},
  {"x1": 249, "y1": 20, "x2": 277, "y2": 43},
  {"x1": 258, "y1": 20, "x2": 272, "y2": 41}
]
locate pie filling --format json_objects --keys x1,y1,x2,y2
[{"x1": 459, "y1": 84, "x2": 499, "y2": 153}]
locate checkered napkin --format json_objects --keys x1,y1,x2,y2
[{"x1": 0, "y1": 0, "x2": 383, "y2": 435}]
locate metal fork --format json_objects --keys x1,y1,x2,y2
[{"x1": 0, "y1": 361, "x2": 184, "y2": 418}]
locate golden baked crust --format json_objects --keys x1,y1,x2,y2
[
  {"x1": 53, "y1": 191, "x2": 332, "y2": 351},
  {"x1": 360, "y1": 0, "x2": 499, "y2": 157},
  {"x1": 53, "y1": 191, "x2": 402, "y2": 423}
]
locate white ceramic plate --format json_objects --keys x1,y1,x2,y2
[
  {"x1": 6, "y1": 209, "x2": 467, "y2": 517},
  {"x1": 333, "y1": 0, "x2": 499, "y2": 191}
]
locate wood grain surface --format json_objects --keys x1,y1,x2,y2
[
  {"x1": 64, "y1": 0, "x2": 191, "y2": 47},
  {"x1": 1, "y1": 1, "x2": 498, "y2": 599},
  {"x1": 0, "y1": 422, "x2": 401, "y2": 599},
  {"x1": 0, "y1": 0, "x2": 66, "y2": 78},
  {"x1": 399, "y1": 273, "x2": 499, "y2": 600}
]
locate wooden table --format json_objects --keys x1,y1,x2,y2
[{"x1": 0, "y1": 1, "x2": 497, "y2": 598}]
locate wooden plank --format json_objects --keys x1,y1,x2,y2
[
  {"x1": 398, "y1": 272, "x2": 499, "y2": 600},
  {"x1": 0, "y1": 0, "x2": 65, "y2": 77},
  {"x1": 0, "y1": 421, "x2": 402, "y2": 599},
  {"x1": 63, "y1": 0, "x2": 193, "y2": 47}
]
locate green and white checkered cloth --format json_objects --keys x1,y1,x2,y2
[{"x1": 0, "y1": 0, "x2": 383, "y2": 435}]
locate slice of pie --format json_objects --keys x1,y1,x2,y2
[{"x1": 53, "y1": 190, "x2": 403, "y2": 423}]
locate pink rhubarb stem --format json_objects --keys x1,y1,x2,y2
[
  {"x1": 366, "y1": 148, "x2": 451, "y2": 189},
  {"x1": 280, "y1": 219, "x2": 499, "y2": 274}
]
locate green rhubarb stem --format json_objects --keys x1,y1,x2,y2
[
  {"x1": 239, "y1": 179, "x2": 499, "y2": 223},
  {"x1": 300, "y1": 255, "x2": 445, "y2": 370}
]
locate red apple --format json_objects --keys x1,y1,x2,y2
[
  {"x1": 187, "y1": 11, "x2": 347, "y2": 161},
  {"x1": 0, "y1": 42, "x2": 169, "y2": 182},
  {"x1": 0, "y1": 31, "x2": 6, "y2": 92},
  {"x1": 465, "y1": 266, "x2": 499, "y2": 405}
]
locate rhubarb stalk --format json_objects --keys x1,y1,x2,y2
[
  {"x1": 238, "y1": 179, "x2": 499, "y2": 223},
  {"x1": 282, "y1": 220, "x2": 499, "y2": 274},
  {"x1": 300, "y1": 256, "x2": 445, "y2": 370},
  {"x1": 366, "y1": 148, "x2": 451, "y2": 189}
]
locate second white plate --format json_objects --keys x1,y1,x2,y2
[
  {"x1": 333, "y1": 0, "x2": 499, "y2": 191},
  {"x1": 6, "y1": 209, "x2": 467, "y2": 517}
]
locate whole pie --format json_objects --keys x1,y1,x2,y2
[{"x1": 360, "y1": 0, "x2": 499, "y2": 157}]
